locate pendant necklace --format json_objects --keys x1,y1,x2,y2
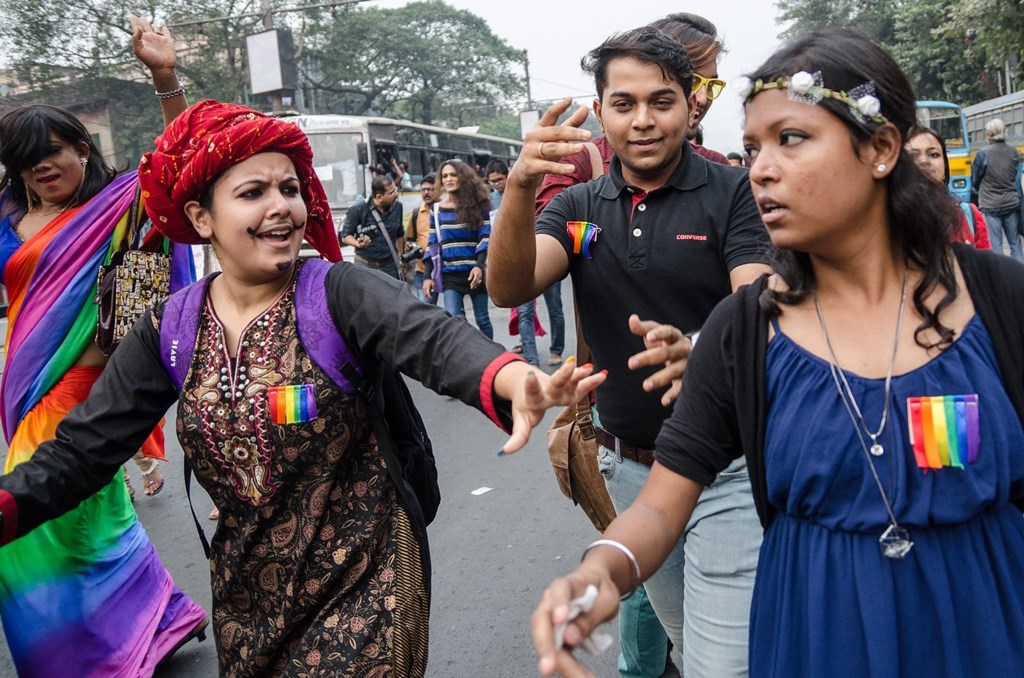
[{"x1": 814, "y1": 269, "x2": 914, "y2": 559}]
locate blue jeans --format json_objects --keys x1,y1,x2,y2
[
  {"x1": 982, "y1": 205, "x2": 1023, "y2": 262},
  {"x1": 442, "y1": 288, "x2": 493, "y2": 339},
  {"x1": 598, "y1": 445, "x2": 761, "y2": 677},
  {"x1": 412, "y1": 271, "x2": 437, "y2": 304},
  {"x1": 516, "y1": 281, "x2": 565, "y2": 365}
]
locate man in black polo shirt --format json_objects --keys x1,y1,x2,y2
[
  {"x1": 489, "y1": 28, "x2": 769, "y2": 676},
  {"x1": 341, "y1": 175, "x2": 405, "y2": 279}
]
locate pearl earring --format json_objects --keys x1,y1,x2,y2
[{"x1": 876, "y1": 163, "x2": 887, "y2": 173}]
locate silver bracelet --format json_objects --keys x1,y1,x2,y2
[
  {"x1": 155, "y1": 84, "x2": 185, "y2": 100},
  {"x1": 581, "y1": 539, "x2": 641, "y2": 598}
]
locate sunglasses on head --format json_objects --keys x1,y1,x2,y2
[{"x1": 693, "y1": 73, "x2": 727, "y2": 100}]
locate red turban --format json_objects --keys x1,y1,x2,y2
[{"x1": 138, "y1": 100, "x2": 342, "y2": 263}]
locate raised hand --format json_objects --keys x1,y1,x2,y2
[
  {"x1": 130, "y1": 16, "x2": 176, "y2": 75},
  {"x1": 509, "y1": 98, "x2": 593, "y2": 187}
]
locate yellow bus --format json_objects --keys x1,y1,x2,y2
[{"x1": 917, "y1": 101, "x2": 972, "y2": 202}]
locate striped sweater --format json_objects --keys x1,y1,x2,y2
[{"x1": 424, "y1": 206, "x2": 490, "y2": 289}]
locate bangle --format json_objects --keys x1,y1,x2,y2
[
  {"x1": 155, "y1": 84, "x2": 185, "y2": 100},
  {"x1": 581, "y1": 539, "x2": 641, "y2": 599}
]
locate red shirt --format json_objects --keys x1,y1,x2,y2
[{"x1": 956, "y1": 202, "x2": 991, "y2": 250}]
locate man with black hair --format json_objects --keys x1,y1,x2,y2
[
  {"x1": 408, "y1": 173, "x2": 438, "y2": 302},
  {"x1": 341, "y1": 175, "x2": 405, "y2": 280},
  {"x1": 490, "y1": 26, "x2": 769, "y2": 677}
]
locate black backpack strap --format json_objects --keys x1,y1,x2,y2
[
  {"x1": 341, "y1": 361, "x2": 431, "y2": 532},
  {"x1": 183, "y1": 457, "x2": 212, "y2": 559}
]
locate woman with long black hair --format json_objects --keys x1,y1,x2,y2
[
  {"x1": 422, "y1": 159, "x2": 494, "y2": 338},
  {"x1": 533, "y1": 28, "x2": 1024, "y2": 678}
]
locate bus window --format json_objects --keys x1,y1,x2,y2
[
  {"x1": 402, "y1": 149, "x2": 427, "y2": 184},
  {"x1": 918, "y1": 106, "x2": 966, "y2": 149},
  {"x1": 306, "y1": 132, "x2": 363, "y2": 207}
]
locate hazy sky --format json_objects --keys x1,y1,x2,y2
[{"x1": 377, "y1": 0, "x2": 788, "y2": 154}]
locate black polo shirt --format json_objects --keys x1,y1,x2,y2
[{"x1": 536, "y1": 141, "x2": 769, "y2": 448}]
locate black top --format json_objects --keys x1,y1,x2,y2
[
  {"x1": 537, "y1": 142, "x2": 770, "y2": 447},
  {"x1": 0, "y1": 263, "x2": 514, "y2": 542},
  {"x1": 341, "y1": 199, "x2": 404, "y2": 263},
  {"x1": 656, "y1": 244, "x2": 1024, "y2": 527}
]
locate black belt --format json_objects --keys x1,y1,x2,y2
[
  {"x1": 354, "y1": 255, "x2": 393, "y2": 269},
  {"x1": 595, "y1": 427, "x2": 656, "y2": 467}
]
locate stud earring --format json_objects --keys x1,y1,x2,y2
[
  {"x1": 876, "y1": 163, "x2": 887, "y2": 173},
  {"x1": 80, "y1": 157, "x2": 88, "y2": 167}
]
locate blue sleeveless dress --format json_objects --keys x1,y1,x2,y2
[{"x1": 755, "y1": 315, "x2": 1024, "y2": 677}]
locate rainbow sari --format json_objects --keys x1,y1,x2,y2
[{"x1": 0, "y1": 173, "x2": 204, "y2": 677}]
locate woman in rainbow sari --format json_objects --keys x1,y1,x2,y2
[{"x1": 0, "y1": 19, "x2": 207, "y2": 676}]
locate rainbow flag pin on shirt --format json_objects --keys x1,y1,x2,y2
[
  {"x1": 567, "y1": 221, "x2": 601, "y2": 259},
  {"x1": 906, "y1": 394, "x2": 979, "y2": 469},
  {"x1": 268, "y1": 384, "x2": 319, "y2": 424}
]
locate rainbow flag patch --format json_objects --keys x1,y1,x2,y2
[
  {"x1": 567, "y1": 221, "x2": 601, "y2": 259},
  {"x1": 268, "y1": 384, "x2": 319, "y2": 424},
  {"x1": 906, "y1": 394, "x2": 979, "y2": 469}
]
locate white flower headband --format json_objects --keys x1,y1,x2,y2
[{"x1": 735, "y1": 71, "x2": 887, "y2": 124}]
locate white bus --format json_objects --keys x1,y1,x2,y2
[
  {"x1": 278, "y1": 113, "x2": 522, "y2": 228},
  {"x1": 963, "y1": 91, "x2": 1024, "y2": 155}
]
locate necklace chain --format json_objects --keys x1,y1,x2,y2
[
  {"x1": 814, "y1": 269, "x2": 913, "y2": 558},
  {"x1": 814, "y1": 269, "x2": 908, "y2": 454}
]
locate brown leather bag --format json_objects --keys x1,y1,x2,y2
[{"x1": 544, "y1": 142, "x2": 616, "y2": 532}]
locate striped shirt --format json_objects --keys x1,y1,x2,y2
[{"x1": 424, "y1": 206, "x2": 490, "y2": 274}]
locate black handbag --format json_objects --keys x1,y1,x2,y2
[{"x1": 94, "y1": 188, "x2": 171, "y2": 356}]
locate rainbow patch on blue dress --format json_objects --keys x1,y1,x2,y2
[
  {"x1": 906, "y1": 394, "x2": 979, "y2": 469},
  {"x1": 268, "y1": 384, "x2": 318, "y2": 424}
]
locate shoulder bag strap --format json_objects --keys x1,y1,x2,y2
[
  {"x1": 369, "y1": 206, "x2": 403, "y2": 273},
  {"x1": 571, "y1": 287, "x2": 595, "y2": 434},
  {"x1": 960, "y1": 202, "x2": 976, "y2": 236},
  {"x1": 183, "y1": 461, "x2": 212, "y2": 559}
]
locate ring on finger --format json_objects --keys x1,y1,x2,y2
[{"x1": 538, "y1": 141, "x2": 548, "y2": 160}]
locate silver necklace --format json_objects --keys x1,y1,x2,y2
[{"x1": 814, "y1": 269, "x2": 913, "y2": 559}]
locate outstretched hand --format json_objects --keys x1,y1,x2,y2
[
  {"x1": 531, "y1": 567, "x2": 622, "y2": 677},
  {"x1": 500, "y1": 358, "x2": 606, "y2": 454},
  {"x1": 130, "y1": 16, "x2": 176, "y2": 75},
  {"x1": 508, "y1": 98, "x2": 593, "y2": 189},
  {"x1": 626, "y1": 314, "x2": 690, "y2": 407}
]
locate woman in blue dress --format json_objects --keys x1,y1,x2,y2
[{"x1": 531, "y1": 28, "x2": 1024, "y2": 678}]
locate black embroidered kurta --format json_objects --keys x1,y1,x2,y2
[{"x1": 0, "y1": 262, "x2": 519, "y2": 677}]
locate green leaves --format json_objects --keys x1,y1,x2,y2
[{"x1": 775, "y1": 0, "x2": 1018, "y2": 105}]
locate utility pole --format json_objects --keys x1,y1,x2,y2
[
  {"x1": 261, "y1": 0, "x2": 284, "y2": 112},
  {"x1": 523, "y1": 49, "x2": 532, "y2": 110}
]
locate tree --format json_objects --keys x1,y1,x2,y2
[
  {"x1": 890, "y1": 0, "x2": 998, "y2": 105},
  {"x1": 301, "y1": 0, "x2": 525, "y2": 126},
  {"x1": 777, "y1": 0, "x2": 896, "y2": 44},
  {"x1": 0, "y1": 0, "x2": 526, "y2": 155},
  {"x1": 944, "y1": 0, "x2": 1024, "y2": 97},
  {"x1": 775, "y1": 0, "x2": 1020, "y2": 104},
  {"x1": 0, "y1": 0, "x2": 263, "y2": 163}
]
